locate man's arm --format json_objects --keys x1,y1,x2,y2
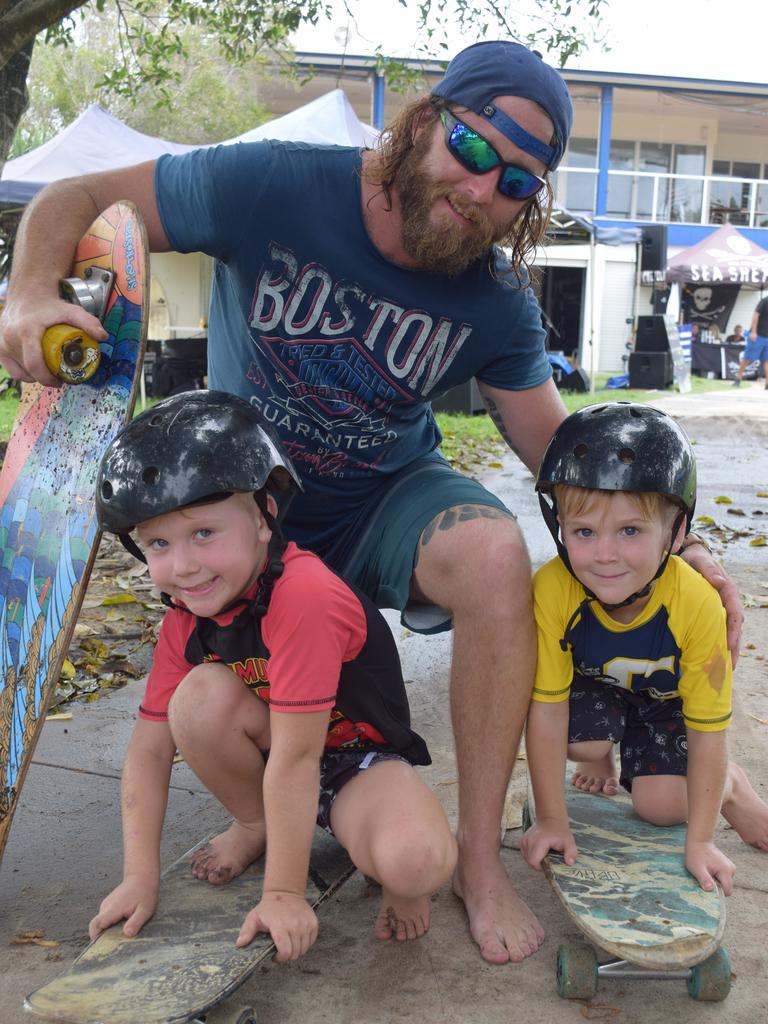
[
  {"x1": 0, "y1": 162, "x2": 168, "y2": 385},
  {"x1": 477, "y1": 378, "x2": 567, "y2": 475}
]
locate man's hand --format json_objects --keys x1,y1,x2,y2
[
  {"x1": 0, "y1": 290, "x2": 107, "y2": 388},
  {"x1": 520, "y1": 818, "x2": 578, "y2": 871},
  {"x1": 679, "y1": 543, "x2": 743, "y2": 667},
  {"x1": 236, "y1": 891, "x2": 319, "y2": 962},
  {"x1": 684, "y1": 839, "x2": 735, "y2": 897},
  {"x1": 88, "y1": 875, "x2": 160, "y2": 940}
]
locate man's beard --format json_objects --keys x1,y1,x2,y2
[{"x1": 394, "y1": 133, "x2": 518, "y2": 277}]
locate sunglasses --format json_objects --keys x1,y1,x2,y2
[{"x1": 439, "y1": 110, "x2": 547, "y2": 201}]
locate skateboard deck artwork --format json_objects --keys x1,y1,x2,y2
[
  {"x1": 524, "y1": 775, "x2": 731, "y2": 1001},
  {"x1": 26, "y1": 831, "x2": 356, "y2": 1024},
  {"x1": 0, "y1": 201, "x2": 147, "y2": 865}
]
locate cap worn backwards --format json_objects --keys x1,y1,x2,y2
[{"x1": 432, "y1": 40, "x2": 573, "y2": 171}]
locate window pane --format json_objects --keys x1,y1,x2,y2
[
  {"x1": 672, "y1": 146, "x2": 705, "y2": 222},
  {"x1": 732, "y1": 162, "x2": 759, "y2": 179},
  {"x1": 607, "y1": 141, "x2": 635, "y2": 217},
  {"x1": 563, "y1": 137, "x2": 597, "y2": 168},
  {"x1": 637, "y1": 143, "x2": 671, "y2": 217}
]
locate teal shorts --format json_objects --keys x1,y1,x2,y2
[{"x1": 328, "y1": 452, "x2": 512, "y2": 634}]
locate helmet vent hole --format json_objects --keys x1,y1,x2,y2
[
  {"x1": 630, "y1": 407, "x2": 643, "y2": 417},
  {"x1": 618, "y1": 447, "x2": 635, "y2": 464},
  {"x1": 101, "y1": 482, "x2": 113, "y2": 500},
  {"x1": 149, "y1": 414, "x2": 163, "y2": 426},
  {"x1": 573, "y1": 443, "x2": 588, "y2": 458},
  {"x1": 143, "y1": 467, "x2": 161, "y2": 486}
]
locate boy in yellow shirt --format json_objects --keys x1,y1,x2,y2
[{"x1": 521, "y1": 402, "x2": 768, "y2": 896}]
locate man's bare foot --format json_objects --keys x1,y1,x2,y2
[
  {"x1": 190, "y1": 821, "x2": 267, "y2": 884},
  {"x1": 721, "y1": 763, "x2": 768, "y2": 851},
  {"x1": 571, "y1": 754, "x2": 620, "y2": 796},
  {"x1": 373, "y1": 890, "x2": 430, "y2": 942},
  {"x1": 453, "y1": 854, "x2": 544, "y2": 964}
]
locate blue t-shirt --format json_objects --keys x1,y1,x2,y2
[{"x1": 155, "y1": 141, "x2": 550, "y2": 524}]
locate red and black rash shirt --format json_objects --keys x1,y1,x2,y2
[{"x1": 140, "y1": 543, "x2": 429, "y2": 764}]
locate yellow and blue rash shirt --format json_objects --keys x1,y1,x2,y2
[{"x1": 532, "y1": 556, "x2": 732, "y2": 733}]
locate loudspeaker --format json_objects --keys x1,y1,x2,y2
[
  {"x1": 628, "y1": 352, "x2": 673, "y2": 389},
  {"x1": 635, "y1": 314, "x2": 676, "y2": 353},
  {"x1": 559, "y1": 367, "x2": 590, "y2": 392},
  {"x1": 640, "y1": 224, "x2": 668, "y2": 272}
]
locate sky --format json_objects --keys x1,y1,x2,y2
[{"x1": 294, "y1": 0, "x2": 767, "y2": 86}]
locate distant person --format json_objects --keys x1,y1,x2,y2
[
  {"x1": 707, "y1": 324, "x2": 722, "y2": 344},
  {"x1": 726, "y1": 324, "x2": 746, "y2": 344},
  {"x1": 89, "y1": 391, "x2": 456, "y2": 960},
  {"x1": 734, "y1": 297, "x2": 768, "y2": 387},
  {"x1": 522, "y1": 403, "x2": 768, "y2": 895},
  {"x1": 690, "y1": 323, "x2": 702, "y2": 343}
]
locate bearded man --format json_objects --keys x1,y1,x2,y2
[{"x1": 0, "y1": 41, "x2": 741, "y2": 965}]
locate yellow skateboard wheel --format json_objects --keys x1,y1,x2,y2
[{"x1": 41, "y1": 324, "x2": 101, "y2": 384}]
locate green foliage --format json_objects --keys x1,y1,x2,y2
[{"x1": 19, "y1": 8, "x2": 274, "y2": 144}]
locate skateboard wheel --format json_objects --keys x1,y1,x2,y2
[
  {"x1": 42, "y1": 323, "x2": 101, "y2": 383},
  {"x1": 556, "y1": 943, "x2": 598, "y2": 999},
  {"x1": 203, "y1": 1004, "x2": 258, "y2": 1024},
  {"x1": 687, "y1": 947, "x2": 731, "y2": 1001}
]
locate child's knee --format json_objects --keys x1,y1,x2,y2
[
  {"x1": 371, "y1": 825, "x2": 457, "y2": 895},
  {"x1": 631, "y1": 779, "x2": 687, "y2": 826},
  {"x1": 168, "y1": 664, "x2": 243, "y2": 737}
]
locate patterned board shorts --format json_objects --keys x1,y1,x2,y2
[
  {"x1": 568, "y1": 676, "x2": 688, "y2": 791},
  {"x1": 315, "y1": 748, "x2": 410, "y2": 834}
]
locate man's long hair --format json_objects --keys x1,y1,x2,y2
[{"x1": 367, "y1": 95, "x2": 554, "y2": 282}]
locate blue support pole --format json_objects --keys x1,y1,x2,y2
[
  {"x1": 372, "y1": 72, "x2": 386, "y2": 131},
  {"x1": 595, "y1": 85, "x2": 613, "y2": 217}
]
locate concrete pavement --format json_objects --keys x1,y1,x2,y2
[{"x1": 1, "y1": 382, "x2": 767, "y2": 1023}]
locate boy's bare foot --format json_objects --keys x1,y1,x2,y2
[
  {"x1": 373, "y1": 890, "x2": 431, "y2": 942},
  {"x1": 571, "y1": 754, "x2": 620, "y2": 796},
  {"x1": 453, "y1": 854, "x2": 544, "y2": 964},
  {"x1": 721, "y1": 763, "x2": 768, "y2": 851},
  {"x1": 190, "y1": 821, "x2": 267, "y2": 884}
]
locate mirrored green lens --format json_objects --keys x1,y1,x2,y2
[
  {"x1": 498, "y1": 166, "x2": 544, "y2": 199},
  {"x1": 450, "y1": 122, "x2": 499, "y2": 173}
]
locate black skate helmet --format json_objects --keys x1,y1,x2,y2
[
  {"x1": 96, "y1": 390, "x2": 301, "y2": 539},
  {"x1": 536, "y1": 402, "x2": 696, "y2": 609}
]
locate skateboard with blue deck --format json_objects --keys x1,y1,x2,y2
[
  {"x1": 25, "y1": 831, "x2": 356, "y2": 1024},
  {"x1": 523, "y1": 773, "x2": 731, "y2": 1001},
  {"x1": 0, "y1": 201, "x2": 147, "y2": 866}
]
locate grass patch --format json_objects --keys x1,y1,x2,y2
[
  {"x1": 0, "y1": 372, "x2": 737, "y2": 467},
  {"x1": 435, "y1": 373, "x2": 736, "y2": 469}
]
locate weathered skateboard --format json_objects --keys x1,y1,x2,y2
[
  {"x1": 523, "y1": 774, "x2": 730, "y2": 1001},
  {"x1": 0, "y1": 201, "x2": 147, "y2": 865},
  {"x1": 25, "y1": 831, "x2": 356, "y2": 1024}
]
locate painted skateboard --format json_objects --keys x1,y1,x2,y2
[
  {"x1": 523, "y1": 774, "x2": 731, "y2": 1001},
  {"x1": 25, "y1": 831, "x2": 356, "y2": 1024},
  {"x1": 0, "y1": 201, "x2": 147, "y2": 865}
]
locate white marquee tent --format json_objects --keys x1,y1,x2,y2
[
  {"x1": 0, "y1": 105, "x2": 198, "y2": 205},
  {"x1": 0, "y1": 90, "x2": 378, "y2": 206}
]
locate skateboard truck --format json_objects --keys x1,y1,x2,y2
[{"x1": 41, "y1": 267, "x2": 115, "y2": 384}]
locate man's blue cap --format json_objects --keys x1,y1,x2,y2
[{"x1": 432, "y1": 40, "x2": 573, "y2": 171}]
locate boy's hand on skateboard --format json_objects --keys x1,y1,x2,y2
[
  {"x1": 684, "y1": 840, "x2": 735, "y2": 897},
  {"x1": 88, "y1": 876, "x2": 160, "y2": 940},
  {"x1": 236, "y1": 891, "x2": 319, "y2": 962},
  {"x1": 521, "y1": 819, "x2": 578, "y2": 870}
]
